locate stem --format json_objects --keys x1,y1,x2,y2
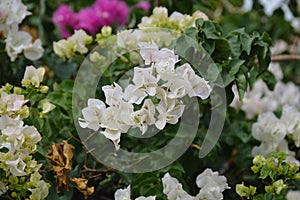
[{"x1": 271, "y1": 54, "x2": 300, "y2": 61}]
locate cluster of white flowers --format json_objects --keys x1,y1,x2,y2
[
  {"x1": 53, "y1": 29, "x2": 93, "y2": 59},
  {"x1": 114, "y1": 169, "x2": 229, "y2": 200},
  {"x1": 138, "y1": 7, "x2": 208, "y2": 31},
  {"x1": 251, "y1": 104, "x2": 300, "y2": 165},
  {"x1": 0, "y1": 0, "x2": 44, "y2": 61},
  {"x1": 0, "y1": 66, "x2": 51, "y2": 199},
  {"x1": 241, "y1": 0, "x2": 300, "y2": 31},
  {"x1": 79, "y1": 42, "x2": 211, "y2": 149},
  {"x1": 230, "y1": 63, "x2": 300, "y2": 119},
  {"x1": 117, "y1": 7, "x2": 208, "y2": 65},
  {"x1": 162, "y1": 169, "x2": 230, "y2": 200},
  {"x1": 230, "y1": 63, "x2": 300, "y2": 165}
]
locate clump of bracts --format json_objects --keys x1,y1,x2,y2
[
  {"x1": 0, "y1": 0, "x2": 44, "y2": 61},
  {"x1": 53, "y1": 0, "x2": 150, "y2": 38},
  {"x1": 114, "y1": 168, "x2": 230, "y2": 200}
]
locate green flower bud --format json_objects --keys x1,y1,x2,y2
[{"x1": 101, "y1": 26, "x2": 112, "y2": 37}]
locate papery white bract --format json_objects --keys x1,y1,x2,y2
[
  {"x1": 0, "y1": 181, "x2": 7, "y2": 196},
  {"x1": 53, "y1": 29, "x2": 92, "y2": 59},
  {"x1": 131, "y1": 99, "x2": 156, "y2": 134},
  {"x1": 138, "y1": 41, "x2": 159, "y2": 65},
  {"x1": 4, "y1": 26, "x2": 44, "y2": 61},
  {"x1": 286, "y1": 190, "x2": 300, "y2": 200},
  {"x1": 196, "y1": 168, "x2": 230, "y2": 191},
  {"x1": 114, "y1": 185, "x2": 156, "y2": 200},
  {"x1": 102, "y1": 83, "x2": 124, "y2": 106},
  {"x1": 21, "y1": 66, "x2": 45, "y2": 88},
  {"x1": 252, "y1": 112, "x2": 286, "y2": 144},
  {"x1": 162, "y1": 173, "x2": 194, "y2": 200},
  {"x1": 5, "y1": 154, "x2": 27, "y2": 176},
  {"x1": 79, "y1": 98, "x2": 106, "y2": 131},
  {"x1": 196, "y1": 168, "x2": 230, "y2": 200},
  {"x1": 162, "y1": 170, "x2": 229, "y2": 200},
  {"x1": 0, "y1": 0, "x2": 30, "y2": 33},
  {"x1": 69, "y1": 29, "x2": 92, "y2": 54},
  {"x1": 115, "y1": 185, "x2": 131, "y2": 200}
]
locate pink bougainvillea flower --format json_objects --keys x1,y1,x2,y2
[
  {"x1": 53, "y1": 4, "x2": 74, "y2": 25},
  {"x1": 93, "y1": 0, "x2": 130, "y2": 26},
  {"x1": 133, "y1": 1, "x2": 151, "y2": 12},
  {"x1": 53, "y1": 0, "x2": 130, "y2": 37},
  {"x1": 72, "y1": 7, "x2": 104, "y2": 35},
  {"x1": 53, "y1": 4, "x2": 74, "y2": 38}
]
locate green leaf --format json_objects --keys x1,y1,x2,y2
[
  {"x1": 240, "y1": 33, "x2": 253, "y2": 55},
  {"x1": 236, "y1": 72, "x2": 247, "y2": 101},
  {"x1": 260, "y1": 165, "x2": 271, "y2": 179},
  {"x1": 202, "y1": 20, "x2": 221, "y2": 39},
  {"x1": 253, "y1": 194, "x2": 266, "y2": 200}
]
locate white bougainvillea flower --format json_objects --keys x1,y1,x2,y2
[
  {"x1": 268, "y1": 62, "x2": 283, "y2": 81},
  {"x1": 0, "y1": 181, "x2": 7, "y2": 196},
  {"x1": 100, "y1": 101, "x2": 134, "y2": 149},
  {"x1": 40, "y1": 100, "x2": 56, "y2": 117},
  {"x1": 79, "y1": 98, "x2": 106, "y2": 131},
  {"x1": 132, "y1": 66, "x2": 158, "y2": 96},
  {"x1": 0, "y1": 92, "x2": 27, "y2": 113},
  {"x1": 152, "y1": 6, "x2": 169, "y2": 18},
  {"x1": 135, "y1": 196, "x2": 156, "y2": 200},
  {"x1": 53, "y1": 39, "x2": 74, "y2": 59},
  {"x1": 252, "y1": 140, "x2": 300, "y2": 166},
  {"x1": 292, "y1": 128, "x2": 300, "y2": 148},
  {"x1": 123, "y1": 84, "x2": 147, "y2": 104},
  {"x1": 258, "y1": 0, "x2": 285, "y2": 16},
  {"x1": 252, "y1": 112, "x2": 286, "y2": 144},
  {"x1": 22, "y1": 126, "x2": 42, "y2": 146},
  {"x1": 196, "y1": 168, "x2": 230, "y2": 191},
  {"x1": 69, "y1": 29, "x2": 92, "y2": 54},
  {"x1": 5, "y1": 29, "x2": 44, "y2": 61},
  {"x1": 53, "y1": 29, "x2": 92, "y2": 59},
  {"x1": 195, "y1": 185, "x2": 223, "y2": 200},
  {"x1": 29, "y1": 179, "x2": 49, "y2": 200},
  {"x1": 131, "y1": 99, "x2": 156, "y2": 134},
  {"x1": 162, "y1": 173, "x2": 193, "y2": 200},
  {"x1": 21, "y1": 66, "x2": 45, "y2": 88},
  {"x1": 241, "y1": 79, "x2": 278, "y2": 119},
  {"x1": 115, "y1": 101, "x2": 135, "y2": 131},
  {"x1": 280, "y1": 105, "x2": 300, "y2": 135},
  {"x1": 114, "y1": 185, "x2": 156, "y2": 200},
  {"x1": 155, "y1": 91, "x2": 185, "y2": 130},
  {"x1": 272, "y1": 81, "x2": 300, "y2": 109},
  {"x1": 115, "y1": 185, "x2": 131, "y2": 200},
  {"x1": 164, "y1": 63, "x2": 211, "y2": 99},
  {"x1": 153, "y1": 48, "x2": 179, "y2": 77},
  {"x1": 138, "y1": 41, "x2": 159, "y2": 65},
  {"x1": 23, "y1": 39, "x2": 44, "y2": 61},
  {"x1": 0, "y1": 115, "x2": 24, "y2": 136},
  {"x1": 6, "y1": 155, "x2": 26, "y2": 176},
  {"x1": 286, "y1": 190, "x2": 300, "y2": 200},
  {"x1": 187, "y1": 75, "x2": 211, "y2": 99},
  {"x1": 0, "y1": 0, "x2": 30, "y2": 33},
  {"x1": 5, "y1": 29, "x2": 31, "y2": 60},
  {"x1": 102, "y1": 83, "x2": 124, "y2": 106}
]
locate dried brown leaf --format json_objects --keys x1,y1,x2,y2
[
  {"x1": 71, "y1": 178, "x2": 94, "y2": 199},
  {"x1": 46, "y1": 140, "x2": 75, "y2": 191}
]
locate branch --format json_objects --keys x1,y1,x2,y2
[{"x1": 271, "y1": 54, "x2": 300, "y2": 61}]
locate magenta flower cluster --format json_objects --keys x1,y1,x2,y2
[{"x1": 53, "y1": 0, "x2": 150, "y2": 38}]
